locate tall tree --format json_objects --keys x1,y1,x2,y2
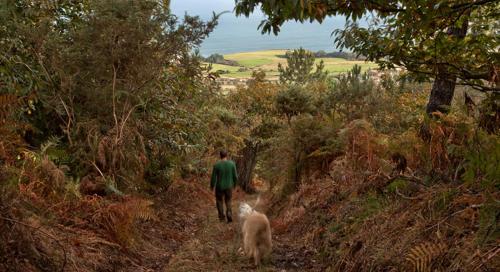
[
  {"x1": 235, "y1": 0, "x2": 500, "y2": 115},
  {"x1": 229, "y1": 71, "x2": 279, "y2": 193},
  {"x1": 278, "y1": 47, "x2": 328, "y2": 84}
]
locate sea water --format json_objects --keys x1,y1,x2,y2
[{"x1": 171, "y1": 0, "x2": 346, "y2": 56}]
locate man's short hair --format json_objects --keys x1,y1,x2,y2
[{"x1": 220, "y1": 150, "x2": 228, "y2": 159}]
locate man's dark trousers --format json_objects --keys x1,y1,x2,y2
[{"x1": 215, "y1": 188, "x2": 232, "y2": 222}]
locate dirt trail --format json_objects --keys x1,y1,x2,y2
[{"x1": 162, "y1": 191, "x2": 317, "y2": 272}]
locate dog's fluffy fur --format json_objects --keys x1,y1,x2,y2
[{"x1": 239, "y1": 202, "x2": 272, "y2": 266}]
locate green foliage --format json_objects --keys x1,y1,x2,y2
[
  {"x1": 275, "y1": 85, "x2": 315, "y2": 123},
  {"x1": 209, "y1": 49, "x2": 377, "y2": 78},
  {"x1": 335, "y1": 193, "x2": 387, "y2": 235},
  {"x1": 236, "y1": 0, "x2": 500, "y2": 92},
  {"x1": 386, "y1": 178, "x2": 409, "y2": 193},
  {"x1": 40, "y1": 136, "x2": 73, "y2": 167},
  {"x1": 290, "y1": 115, "x2": 341, "y2": 157},
  {"x1": 208, "y1": 71, "x2": 281, "y2": 161},
  {"x1": 259, "y1": 112, "x2": 342, "y2": 193},
  {"x1": 206, "y1": 53, "x2": 223, "y2": 63},
  {"x1": 358, "y1": 193, "x2": 384, "y2": 221},
  {"x1": 476, "y1": 197, "x2": 500, "y2": 246},
  {"x1": 0, "y1": 0, "x2": 219, "y2": 191},
  {"x1": 324, "y1": 65, "x2": 376, "y2": 121},
  {"x1": 1, "y1": 3, "x2": 498, "y2": 269},
  {"x1": 214, "y1": 107, "x2": 239, "y2": 126},
  {"x1": 335, "y1": 2, "x2": 500, "y2": 92},
  {"x1": 462, "y1": 131, "x2": 500, "y2": 191},
  {"x1": 219, "y1": 71, "x2": 283, "y2": 191},
  {"x1": 323, "y1": 65, "x2": 428, "y2": 134},
  {"x1": 204, "y1": 106, "x2": 244, "y2": 156},
  {"x1": 278, "y1": 47, "x2": 328, "y2": 84},
  {"x1": 231, "y1": 71, "x2": 278, "y2": 119},
  {"x1": 261, "y1": 64, "x2": 430, "y2": 194},
  {"x1": 433, "y1": 189, "x2": 459, "y2": 213},
  {"x1": 477, "y1": 93, "x2": 500, "y2": 134},
  {"x1": 328, "y1": 223, "x2": 343, "y2": 234},
  {"x1": 203, "y1": 53, "x2": 239, "y2": 66}
]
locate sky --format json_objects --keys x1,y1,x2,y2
[{"x1": 171, "y1": 0, "x2": 236, "y2": 19}]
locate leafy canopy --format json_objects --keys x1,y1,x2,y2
[{"x1": 235, "y1": 0, "x2": 500, "y2": 92}]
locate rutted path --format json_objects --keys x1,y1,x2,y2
[{"x1": 162, "y1": 191, "x2": 318, "y2": 272}]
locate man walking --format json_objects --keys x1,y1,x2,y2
[{"x1": 210, "y1": 150, "x2": 238, "y2": 223}]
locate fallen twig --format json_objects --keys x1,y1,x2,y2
[
  {"x1": 423, "y1": 204, "x2": 483, "y2": 233},
  {"x1": 475, "y1": 246, "x2": 500, "y2": 271},
  {"x1": 395, "y1": 188, "x2": 421, "y2": 200}
]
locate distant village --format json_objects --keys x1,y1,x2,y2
[{"x1": 216, "y1": 67, "x2": 405, "y2": 89}]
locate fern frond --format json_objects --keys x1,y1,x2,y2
[
  {"x1": 40, "y1": 136, "x2": 61, "y2": 155},
  {"x1": 406, "y1": 241, "x2": 447, "y2": 272},
  {"x1": 133, "y1": 199, "x2": 155, "y2": 221}
]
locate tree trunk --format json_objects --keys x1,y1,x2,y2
[
  {"x1": 426, "y1": 19, "x2": 468, "y2": 115},
  {"x1": 235, "y1": 140, "x2": 259, "y2": 193},
  {"x1": 426, "y1": 66, "x2": 457, "y2": 115},
  {"x1": 292, "y1": 149, "x2": 303, "y2": 191}
]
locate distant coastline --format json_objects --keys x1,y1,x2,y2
[
  {"x1": 200, "y1": 49, "x2": 361, "y2": 62},
  {"x1": 203, "y1": 49, "x2": 377, "y2": 86},
  {"x1": 195, "y1": 14, "x2": 344, "y2": 56},
  {"x1": 171, "y1": 1, "x2": 350, "y2": 56}
]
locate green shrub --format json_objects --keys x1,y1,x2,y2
[
  {"x1": 462, "y1": 131, "x2": 500, "y2": 191},
  {"x1": 358, "y1": 193, "x2": 384, "y2": 221},
  {"x1": 275, "y1": 85, "x2": 316, "y2": 123},
  {"x1": 477, "y1": 197, "x2": 500, "y2": 246},
  {"x1": 386, "y1": 178, "x2": 409, "y2": 193}
]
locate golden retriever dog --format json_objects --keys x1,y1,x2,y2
[{"x1": 239, "y1": 201, "x2": 272, "y2": 266}]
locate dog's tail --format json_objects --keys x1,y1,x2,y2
[
  {"x1": 239, "y1": 195, "x2": 262, "y2": 219},
  {"x1": 239, "y1": 202, "x2": 253, "y2": 219}
]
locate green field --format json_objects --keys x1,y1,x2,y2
[{"x1": 206, "y1": 49, "x2": 378, "y2": 79}]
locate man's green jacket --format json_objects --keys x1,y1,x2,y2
[{"x1": 210, "y1": 160, "x2": 238, "y2": 190}]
